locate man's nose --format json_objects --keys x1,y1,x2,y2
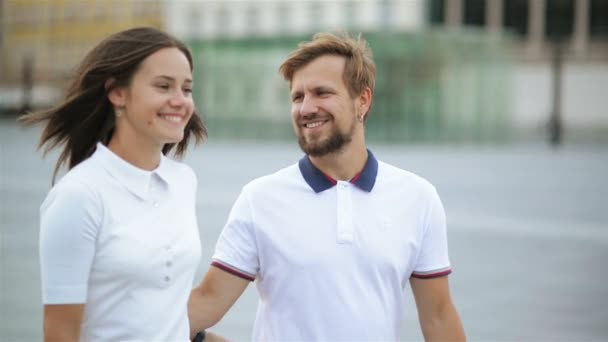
[{"x1": 298, "y1": 95, "x2": 318, "y2": 117}]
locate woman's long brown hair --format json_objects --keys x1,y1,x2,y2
[{"x1": 18, "y1": 27, "x2": 207, "y2": 183}]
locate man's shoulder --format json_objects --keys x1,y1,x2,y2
[
  {"x1": 242, "y1": 162, "x2": 301, "y2": 193},
  {"x1": 376, "y1": 159, "x2": 436, "y2": 193}
]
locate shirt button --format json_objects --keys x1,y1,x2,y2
[
  {"x1": 153, "y1": 201, "x2": 159, "y2": 207},
  {"x1": 166, "y1": 261, "x2": 172, "y2": 267},
  {"x1": 164, "y1": 276, "x2": 170, "y2": 282}
]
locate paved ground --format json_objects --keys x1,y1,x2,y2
[{"x1": 1, "y1": 119, "x2": 607, "y2": 341}]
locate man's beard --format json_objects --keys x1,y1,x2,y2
[{"x1": 297, "y1": 114, "x2": 356, "y2": 157}]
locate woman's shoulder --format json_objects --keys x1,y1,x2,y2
[
  {"x1": 39, "y1": 160, "x2": 104, "y2": 245},
  {"x1": 161, "y1": 157, "x2": 197, "y2": 186},
  {"x1": 42, "y1": 159, "x2": 103, "y2": 211},
  {"x1": 62, "y1": 156, "x2": 103, "y2": 186}
]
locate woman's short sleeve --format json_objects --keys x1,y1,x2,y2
[{"x1": 39, "y1": 180, "x2": 102, "y2": 304}]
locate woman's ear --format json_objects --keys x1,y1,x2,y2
[{"x1": 105, "y1": 78, "x2": 126, "y2": 107}]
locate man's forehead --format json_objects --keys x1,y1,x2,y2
[
  {"x1": 295, "y1": 55, "x2": 345, "y2": 75},
  {"x1": 290, "y1": 77, "x2": 342, "y2": 92},
  {"x1": 290, "y1": 56, "x2": 346, "y2": 89}
]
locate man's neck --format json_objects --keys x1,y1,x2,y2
[{"x1": 308, "y1": 140, "x2": 368, "y2": 181}]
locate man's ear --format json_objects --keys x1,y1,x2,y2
[
  {"x1": 105, "y1": 78, "x2": 126, "y2": 107},
  {"x1": 358, "y1": 87, "x2": 373, "y2": 117}
]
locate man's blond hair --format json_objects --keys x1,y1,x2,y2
[{"x1": 279, "y1": 32, "x2": 376, "y2": 100}]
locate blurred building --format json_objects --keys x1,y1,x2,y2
[
  {"x1": 427, "y1": 0, "x2": 608, "y2": 137},
  {"x1": 161, "y1": 0, "x2": 512, "y2": 143},
  {"x1": 160, "y1": 0, "x2": 607, "y2": 141},
  {"x1": 0, "y1": 0, "x2": 163, "y2": 109},
  {"x1": 2, "y1": 0, "x2": 606, "y2": 141},
  {"x1": 164, "y1": 0, "x2": 424, "y2": 39},
  {"x1": 430, "y1": 0, "x2": 608, "y2": 60}
]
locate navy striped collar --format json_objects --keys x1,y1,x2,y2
[{"x1": 298, "y1": 150, "x2": 378, "y2": 193}]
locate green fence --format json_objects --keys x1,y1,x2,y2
[{"x1": 190, "y1": 29, "x2": 513, "y2": 143}]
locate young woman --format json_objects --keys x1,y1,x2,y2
[{"x1": 20, "y1": 27, "x2": 222, "y2": 342}]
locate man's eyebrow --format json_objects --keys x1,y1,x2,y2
[{"x1": 314, "y1": 86, "x2": 334, "y2": 92}]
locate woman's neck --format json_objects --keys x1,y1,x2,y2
[{"x1": 107, "y1": 134, "x2": 162, "y2": 171}]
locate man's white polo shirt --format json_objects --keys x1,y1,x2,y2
[
  {"x1": 212, "y1": 150, "x2": 451, "y2": 341},
  {"x1": 40, "y1": 143, "x2": 201, "y2": 341}
]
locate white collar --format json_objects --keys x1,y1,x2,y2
[{"x1": 93, "y1": 142, "x2": 172, "y2": 200}]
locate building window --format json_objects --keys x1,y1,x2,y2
[
  {"x1": 246, "y1": 4, "x2": 260, "y2": 36},
  {"x1": 188, "y1": 7, "x2": 202, "y2": 38},
  {"x1": 216, "y1": 6, "x2": 230, "y2": 37},
  {"x1": 309, "y1": 1, "x2": 322, "y2": 31},
  {"x1": 464, "y1": 0, "x2": 485, "y2": 27},
  {"x1": 343, "y1": 1, "x2": 357, "y2": 30},
  {"x1": 380, "y1": 0, "x2": 393, "y2": 29},
  {"x1": 591, "y1": 0, "x2": 608, "y2": 37},
  {"x1": 276, "y1": 3, "x2": 290, "y2": 34},
  {"x1": 428, "y1": 0, "x2": 444, "y2": 25},
  {"x1": 133, "y1": 1, "x2": 150, "y2": 18},
  {"x1": 0, "y1": 12, "x2": 3, "y2": 48},
  {"x1": 545, "y1": 0, "x2": 573, "y2": 40},
  {"x1": 503, "y1": 0, "x2": 528, "y2": 36}
]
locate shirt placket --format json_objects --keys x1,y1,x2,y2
[
  {"x1": 149, "y1": 174, "x2": 174, "y2": 285},
  {"x1": 336, "y1": 181, "x2": 354, "y2": 244},
  {"x1": 148, "y1": 174, "x2": 162, "y2": 209}
]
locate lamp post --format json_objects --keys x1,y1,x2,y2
[
  {"x1": 548, "y1": 39, "x2": 563, "y2": 146},
  {"x1": 19, "y1": 55, "x2": 33, "y2": 114}
]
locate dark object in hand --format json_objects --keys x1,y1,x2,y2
[{"x1": 192, "y1": 330, "x2": 206, "y2": 342}]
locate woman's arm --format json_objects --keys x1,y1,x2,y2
[
  {"x1": 188, "y1": 266, "x2": 250, "y2": 337},
  {"x1": 40, "y1": 181, "x2": 100, "y2": 341},
  {"x1": 43, "y1": 304, "x2": 85, "y2": 342}
]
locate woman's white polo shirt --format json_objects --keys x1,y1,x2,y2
[{"x1": 39, "y1": 143, "x2": 201, "y2": 341}]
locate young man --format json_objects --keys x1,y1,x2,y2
[{"x1": 189, "y1": 32, "x2": 465, "y2": 341}]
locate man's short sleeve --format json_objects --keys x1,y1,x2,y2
[
  {"x1": 211, "y1": 188, "x2": 258, "y2": 281},
  {"x1": 40, "y1": 181, "x2": 101, "y2": 304},
  {"x1": 411, "y1": 186, "x2": 452, "y2": 279}
]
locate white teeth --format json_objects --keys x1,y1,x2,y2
[
  {"x1": 160, "y1": 115, "x2": 182, "y2": 123},
  {"x1": 305, "y1": 121, "x2": 324, "y2": 128}
]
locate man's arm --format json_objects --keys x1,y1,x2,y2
[
  {"x1": 410, "y1": 276, "x2": 465, "y2": 342},
  {"x1": 188, "y1": 266, "x2": 250, "y2": 337}
]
